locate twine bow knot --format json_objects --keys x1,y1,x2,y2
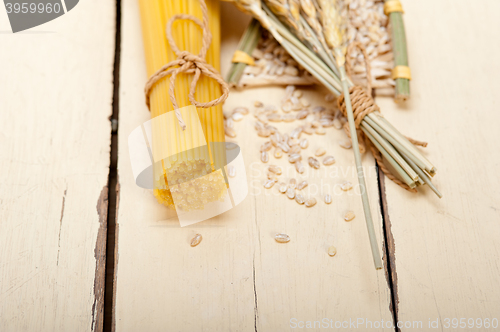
[{"x1": 144, "y1": 0, "x2": 229, "y2": 130}]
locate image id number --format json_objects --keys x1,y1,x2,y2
[{"x1": 5, "y1": 2, "x2": 62, "y2": 14}]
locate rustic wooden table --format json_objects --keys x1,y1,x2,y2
[{"x1": 1, "y1": 0, "x2": 500, "y2": 331}]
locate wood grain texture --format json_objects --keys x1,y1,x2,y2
[
  {"x1": 376, "y1": 0, "x2": 500, "y2": 329},
  {"x1": 0, "y1": 1, "x2": 116, "y2": 331},
  {"x1": 114, "y1": 1, "x2": 392, "y2": 331}
]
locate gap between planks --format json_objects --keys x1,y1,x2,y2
[
  {"x1": 377, "y1": 166, "x2": 400, "y2": 332},
  {"x1": 103, "y1": 0, "x2": 122, "y2": 331}
]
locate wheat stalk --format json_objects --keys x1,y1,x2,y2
[{"x1": 317, "y1": 0, "x2": 383, "y2": 270}]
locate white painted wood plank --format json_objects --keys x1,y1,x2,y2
[
  {"x1": 377, "y1": 0, "x2": 500, "y2": 329},
  {"x1": 115, "y1": 1, "x2": 392, "y2": 331},
  {"x1": 0, "y1": 2, "x2": 116, "y2": 331}
]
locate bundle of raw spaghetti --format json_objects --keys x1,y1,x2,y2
[
  {"x1": 232, "y1": 0, "x2": 440, "y2": 269},
  {"x1": 138, "y1": 0, "x2": 229, "y2": 210}
]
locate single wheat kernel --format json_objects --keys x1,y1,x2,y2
[
  {"x1": 306, "y1": 114, "x2": 317, "y2": 122},
  {"x1": 324, "y1": 194, "x2": 332, "y2": 204},
  {"x1": 288, "y1": 153, "x2": 302, "y2": 164},
  {"x1": 270, "y1": 133, "x2": 279, "y2": 146},
  {"x1": 268, "y1": 165, "x2": 282, "y2": 175},
  {"x1": 297, "y1": 180, "x2": 308, "y2": 190},
  {"x1": 328, "y1": 246, "x2": 337, "y2": 257},
  {"x1": 225, "y1": 118, "x2": 234, "y2": 128},
  {"x1": 267, "y1": 125, "x2": 278, "y2": 134},
  {"x1": 299, "y1": 138, "x2": 309, "y2": 149},
  {"x1": 261, "y1": 151, "x2": 269, "y2": 163},
  {"x1": 344, "y1": 211, "x2": 355, "y2": 221},
  {"x1": 290, "y1": 127, "x2": 302, "y2": 139},
  {"x1": 254, "y1": 101, "x2": 264, "y2": 107},
  {"x1": 190, "y1": 234, "x2": 202, "y2": 247},
  {"x1": 333, "y1": 118, "x2": 342, "y2": 130},
  {"x1": 254, "y1": 121, "x2": 265, "y2": 131},
  {"x1": 305, "y1": 198, "x2": 317, "y2": 207},
  {"x1": 288, "y1": 138, "x2": 298, "y2": 146},
  {"x1": 225, "y1": 126, "x2": 236, "y2": 138},
  {"x1": 260, "y1": 141, "x2": 272, "y2": 152},
  {"x1": 232, "y1": 112, "x2": 244, "y2": 122},
  {"x1": 257, "y1": 129, "x2": 271, "y2": 138},
  {"x1": 275, "y1": 233, "x2": 290, "y2": 243},
  {"x1": 292, "y1": 90, "x2": 303, "y2": 98},
  {"x1": 325, "y1": 93, "x2": 335, "y2": 102},
  {"x1": 279, "y1": 182, "x2": 287, "y2": 193},
  {"x1": 296, "y1": 110, "x2": 309, "y2": 120},
  {"x1": 315, "y1": 127, "x2": 326, "y2": 135},
  {"x1": 277, "y1": 142, "x2": 290, "y2": 153},
  {"x1": 265, "y1": 123, "x2": 278, "y2": 134},
  {"x1": 286, "y1": 187, "x2": 296, "y2": 199},
  {"x1": 265, "y1": 123, "x2": 278, "y2": 135},
  {"x1": 289, "y1": 178, "x2": 297, "y2": 189},
  {"x1": 257, "y1": 114, "x2": 268, "y2": 124},
  {"x1": 282, "y1": 102, "x2": 292, "y2": 113},
  {"x1": 323, "y1": 156, "x2": 336, "y2": 165},
  {"x1": 263, "y1": 179, "x2": 276, "y2": 189},
  {"x1": 301, "y1": 97, "x2": 311, "y2": 107},
  {"x1": 274, "y1": 147, "x2": 283, "y2": 159},
  {"x1": 339, "y1": 139, "x2": 352, "y2": 149},
  {"x1": 228, "y1": 166, "x2": 236, "y2": 178},
  {"x1": 233, "y1": 107, "x2": 249, "y2": 115},
  {"x1": 267, "y1": 172, "x2": 278, "y2": 181},
  {"x1": 289, "y1": 145, "x2": 301, "y2": 155},
  {"x1": 267, "y1": 113, "x2": 282, "y2": 122},
  {"x1": 292, "y1": 186, "x2": 304, "y2": 199},
  {"x1": 315, "y1": 148, "x2": 326, "y2": 157},
  {"x1": 285, "y1": 85, "x2": 295, "y2": 95},
  {"x1": 341, "y1": 181, "x2": 353, "y2": 191},
  {"x1": 295, "y1": 161, "x2": 305, "y2": 174},
  {"x1": 320, "y1": 119, "x2": 333, "y2": 127},
  {"x1": 302, "y1": 125, "x2": 314, "y2": 135},
  {"x1": 308, "y1": 157, "x2": 320, "y2": 169}
]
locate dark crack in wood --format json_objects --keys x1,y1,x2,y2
[
  {"x1": 103, "y1": 0, "x2": 121, "y2": 331},
  {"x1": 92, "y1": 186, "x2": 109, "y2": 332},
  {"x1": 377, "y1": 166, "x2": 400, "y2": 332}
]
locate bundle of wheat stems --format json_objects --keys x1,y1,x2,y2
[{"x1": 232, "y1": 0, "x2": 440, "y2": 269}]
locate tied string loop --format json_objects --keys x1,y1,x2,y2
[
  {"x1": 144, "y1": 0, "x2": 229, "y2": 131},
  {"x1": 338, "y1": 42, "x2": 426, "y2": 192}
]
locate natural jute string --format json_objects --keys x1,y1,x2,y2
[
  {"x1": 338, "y1": 42, "x2": 426, "y2": 192},
  {"x1": 144, "y1": 0, "x2": 229, "y2": 131}
]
